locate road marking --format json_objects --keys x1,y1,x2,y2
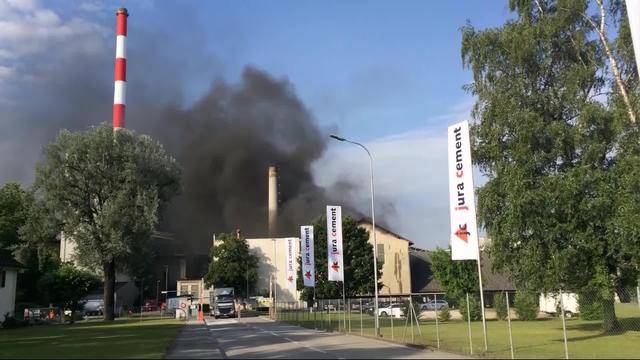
[{"x1": 249, "y1": 324, "x2": 334, "y2": 357}]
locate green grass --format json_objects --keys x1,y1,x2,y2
[
  {"x1": 0, "y1": 317, "x2": 183, "y2": 359},
  {"x1": 278, "y1": 303, "x2": 640, "y2": 358}
]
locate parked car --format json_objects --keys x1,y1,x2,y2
[
  {"x1": 420, "y1": 299, "x2": 449, "y2": 311},
  {"x1": 83, "y1": 299, "x2": 104, "y2": 316},
  {"x1": 377, "y1": 304, "x2": 404, "y2": 318}
]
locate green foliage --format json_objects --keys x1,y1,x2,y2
[
  {"x1": 463, "y1": 0, "x2": 639, "y2": 331},
  {"x1": 298, "y1": 216, "x2": 381, "y2": 302},
  {"x1": 494, "y1": 292, "x2": 508, "y2": 320},
  {"x1": 579, "y1": 290, "x2": 604, "y2": 321},
  {"x1": 459, "y1": 294, "x2": 481, "y2": 321},
  {"x1": 438, "y1": 305, "x2": 451, "y2": 322},
  {"x1": 0, "y1": 183, "x2": 31, "y2": 249},
  {"x1": 429, "y1": 248, "x2": 478, "y2": 301},
  {"x1": 34, "y1": 124, "x2": 181, "y2": 319},
  {"x1": 38, "y1": 263, "x2": 100, "y2": 323},
  {"x1": 514, "y1": 291, "x2": 538, "y2": 321},
  {"x1": 204, "y1": 232, "x2": 259, "y2": 299}
]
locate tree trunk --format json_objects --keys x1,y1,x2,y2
[
  {"x1": 602, "y1": 295, "x2": 622, "y2": 333},
  {"x1": 103, "y1": 259, "x2": 116, "y2": 321}
]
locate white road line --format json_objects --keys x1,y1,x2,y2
[{"x1": 251, "y1": 325, "x2": 333, "y2": 357}]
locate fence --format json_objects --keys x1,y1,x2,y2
[{"x1": 275, "y1": 288, "x2": 640, "y2": 358}]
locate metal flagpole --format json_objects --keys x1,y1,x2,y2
[
  {"x1": 342, "y1": 281, "x2": 347, "y2": 332},
  {"x1": 466, "y1": 293, "x2": 473, "y2": 355},
  {"x1": 506, "y1": 292, "x2": 515, "y2": 359},
  {"x1": 476, "y1": 253, "x2": 488, "y2": 351}
]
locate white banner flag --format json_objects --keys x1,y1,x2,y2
[
  {"x1": 447, "y1": 121, "x2": 480, "y2": 260},
  {"x1": 301, "y1": 226, "x2": 315, "y2": 287},
  {"x1": 326, "y1": 205, "x2": 344, "y2": 281},
  {"x1": 627, "y1": 0, "x2": 640, "y2": 77},
  {"x1": 285, "y1": 237, "x2": 297, "y2": 290}
]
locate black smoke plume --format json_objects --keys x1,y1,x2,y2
[{"x1": 150, "y1": 67, "x2": 333, "y2": 252}]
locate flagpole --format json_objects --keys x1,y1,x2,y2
[{"x1": 342, "y1": 280, "x2": 347, "y2": 331}]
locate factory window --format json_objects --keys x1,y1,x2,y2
[
  {"x1": 1, "y1": 270, "x2": 5, "y2": 288},
  {"x1": 377, "y1": 244, "x2": 385, "y2": 264}
]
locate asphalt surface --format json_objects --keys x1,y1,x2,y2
[{"x1": 167, "y1": 316, "x2": 468, "y2": 359}]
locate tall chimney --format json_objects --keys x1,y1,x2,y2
[
  {"x1": 113, "y1": 8, "x2": 128, "y2": 130},
  {"x1": 268, "y1": 166, "x2": 278, "y2": 236}
]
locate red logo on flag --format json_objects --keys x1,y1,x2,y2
[
  {"x1": 287, "y1": 275, "x2": 293, "y2": 283},
  {"x1": 331, "y1": 261, "x2": 340, "y2": 272},
  {"x1": 455, "y1": 224, "x2": 470, "y2": 243},
  {"x1": 304, "y1": 271, "x2": 312, "y2": 279}
]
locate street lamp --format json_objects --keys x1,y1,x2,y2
[{"x1": 329, "y1": 134, "x2": 380, "y2": 336}]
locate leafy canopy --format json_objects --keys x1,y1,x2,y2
[{"x1": 204, "y1": 232, "x2": 259, "y2": 299}]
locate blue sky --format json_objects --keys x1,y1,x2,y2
[{"x1": 2, "y1": 0, "x2": 514, "y2": 248}]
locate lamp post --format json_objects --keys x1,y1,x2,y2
[{"x1": 329, "y1": 134, "x2": 380, "y2": 336}]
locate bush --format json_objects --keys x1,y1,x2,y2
[
  {"x1": 514, "y1": 291, "x2": 538, "y2": 321},
  {"x1": 459, "y1": 295, "x2": 481, "y2": 321},
  {"x1": 438, "y1": 305, "x2": 451, "y2": 322},
  {"x1": 578, "y1": 291, "x2": 603, "y2": 320},
  {"x1": 1, "y1": 313, "x2": 27, "y2": 329},
  {"x1": 494, "y1": 292, "x2": 508, "y2": 320}
]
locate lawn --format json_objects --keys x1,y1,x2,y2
[
  {"x1": 0, "y1": 317, "x2": 183, "y2": 359},
  {"x1": 278, "y1": 303, "x2": 640, "y2": 358}
]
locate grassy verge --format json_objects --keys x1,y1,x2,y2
[
  {"x1": 277, "y1": 303, "x2": 640, "y2": 358},
  {"x1": 0, "y1": 316, "x2": 183, "y2": 359}
]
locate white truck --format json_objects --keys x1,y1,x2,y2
[
  {"x1": 539, "y1": 293, "x2": 579, "y2": 318},
  {"x1": 210, "y1": 287, "x2": 236, "y2": 319}
]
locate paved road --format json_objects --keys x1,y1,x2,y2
[{"x1": 167, "y1": 316, "x2": 467, "y2": 359}]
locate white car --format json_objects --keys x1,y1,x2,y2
[
  {"x1": 377, "y1": 304, "x2": 404, "y2": 318},
  {"x1": 539, "y1": 293, "x2": 579, "y2": 318}
]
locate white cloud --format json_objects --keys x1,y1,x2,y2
[
  {"x1": 0, "y1": 0, "x2": 107, "y2": 83},
  {"x1": 313, "y1": 100, "x2": 478, "y2": 250}
]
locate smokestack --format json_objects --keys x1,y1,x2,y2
[
  {"x1": 268, "y1": 166, "x2": 278, "y2": 236},
  {"x1": 113, "y1": 8, "x2": 128, "y2": 129}
]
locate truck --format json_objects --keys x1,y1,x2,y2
[
  {"x1": 539, "y1": 292, "x2": 579, "y2": 318},
  {"x1": 210, "y1": 287, "x2": 236, "y2": 319}
]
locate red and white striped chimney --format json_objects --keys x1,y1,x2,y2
[{"x1": 113, "y1": 8, "x2": 128, "y2": 130}]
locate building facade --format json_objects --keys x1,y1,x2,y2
[
  {"x1": 0, "y1": 249, "x2": 22, "y2": 318},
  {"x1": 358, "y1": 220, "x2": 413, "y2": 295},
  {"x1": 246, "y1": 237, "x2": 301, "y2": 302}
]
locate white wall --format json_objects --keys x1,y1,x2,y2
[
  {"x1": 247, "y1": 238, "x2": 301, "y2": 302},
  {"x1": 0, "y1": 268, "x2": 18, "y2": 318}
]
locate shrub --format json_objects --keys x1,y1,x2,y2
[
  {"x1": 459, "y1": 295, "x2": 482, "y2": 321},
  {"x1": 438, "y1": 305, "x2": 451, "y2": 322},
  {"x1": 578, "y1": 291, "x2": 603, "y2": 320},
  {"x1": 494, "y1": 292, "x2": 508, "y2": 320},
  {"x1": 514, "y1": 291, "x2": 538, "y2": 321},
  {"x1": 1, "y1": 313, "x2": 27, "y2": 329}
]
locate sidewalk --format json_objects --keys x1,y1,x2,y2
[{"x1": 165, "y1": 320, "x2": 224, "y2": 359}]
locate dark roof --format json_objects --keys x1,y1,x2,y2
[
  {"x1": 0, "y1": 249, "x2": 23, "y2": 269},
  {"x1": 357, "y1": 218, "x2": 414, "y2": 245},
  {"x1": 410, "y1": 248, "x2": 516, "y2": 293}
]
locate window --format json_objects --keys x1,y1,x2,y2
[
  {"x1": 377, "y1": 244, "x2": 385, "y2": 264},
  {"x1": 1, "y1": 270, "x2": 5, "y2": 288},
  {"x1": 179, "y1": 284, "x2": 188, "y2": 296},
  {"x1": 191, "y1": 284, "x2": 199, "y2": 300}
]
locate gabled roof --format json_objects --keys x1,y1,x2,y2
[
  {"x1": 0, "y1": 249, "x2": 23, "y2": 269},
  {"x1": 357, "y1": 218, "x2": 414, "y2": 245},
  {"x1": 409, "y1": 248, "x2": 516, "y2": 293}
]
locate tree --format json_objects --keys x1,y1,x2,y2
[
  {"x1": 39, "y1": 263, "x2": 100, "y2": 323},
  {"x1": 297, "y1": 215, "x2": 381, "y2": 303},
  {"x1": 204, "y1": 232, "x2": 259, "y2": 299},
  {"x1": 430, "y1": 248, "x2": 478, "y2": 302},
  {"x1": 0, "y1": 183, "x2": 60, "y2": 304},
  {"x1": 0, "y1": 183, "x2": 31, "y2": 249},
  {"x1": 34, "y1": 124, "x2": 181, "y2": 321},
  {"x1": 462, "y1": 0, "x2": 640, "y2": 332}
]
